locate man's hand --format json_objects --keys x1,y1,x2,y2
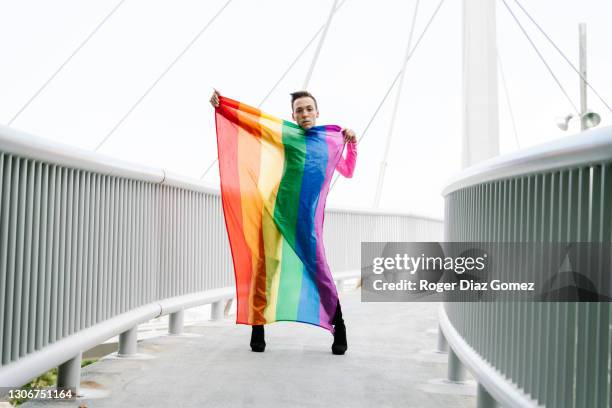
[
  {"x1": 342, "y1": 128, "x2": 356, "y2": 143},
  {"x1": 209, "y1": 89, "x2": 220, "y2": 108}
]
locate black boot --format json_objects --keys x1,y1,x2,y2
[
  {"x1": 250, "y1": 325, "x2": 265, "y2": 352},
  {"x1": 331, "y1": 302, "x2": 347, "y2": 355}
]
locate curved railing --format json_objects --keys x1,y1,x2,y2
[
  {"x1": 442, "y1": 126, "x2": 612, "y2": 407},
  {"x1": 0, "y1": 124, "x2": 443, "y2": 390}
]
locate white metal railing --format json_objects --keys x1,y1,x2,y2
[
  {"x1": 442, "y1": 125, "x2": 612, "y2": 408},
  {"x1": 0, "y1": 124, "x2": 443, "y2": 390}
]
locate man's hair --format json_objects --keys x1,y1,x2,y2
[{"x1": 290, "y1": 91, "x2": 318, "y2": 111}]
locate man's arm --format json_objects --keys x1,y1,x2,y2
[{"x1": 336, "y1": 129, "x2": 357, "y2": 178}]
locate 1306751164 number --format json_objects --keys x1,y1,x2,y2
[{"x1": 7, "y1": 388, "x2": 74, "y2": 400}]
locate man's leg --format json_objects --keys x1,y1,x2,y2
[
  {"x1": 331, "y1": 300, "x2": 347, "y2": 355},
  {"x1": 250, "y1": 325, "x2": 265, "y2": 352}
]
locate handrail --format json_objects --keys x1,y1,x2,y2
[
  {"x1": 0, "y1": 288, "x2": 234, "y2": 387},
  {"x1": 441, "y1": 127, "x2": 612, "y2": 407},
  {"x1": 443, "y1": 125, "x2": 612, "y2": 196},
  {"x1": 0, "y1": 271, "x2": 362, "y2": 388},
  {"x1": 438, "y1": 306, "x2": 541, "y2": 408},
  {"x1": 0, "y1": 124, "x2": 218, "y2": 195},
  {"x1": 0, "y1": 124, "x2": 442, "y2": 222},
  {"x1": 325, "y1": 206, "x2": 443, "y2": 223}
]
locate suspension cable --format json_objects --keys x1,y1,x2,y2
[
  {"x1": 8, "y1": 0, "x2": 127, "y2": 126},
  {"x1": 373, "y1": 0, "x2": 420, "y2": 208},
  {"x1": 303, "y1": 0, "x2": 340, "y2": 89},
  {"x1": 95, "y1": 0, "x2": 233, "y2": 151},
  {"x1": 329, "y1": 0, "x2": 446, "y2": 193},
  {"x1": 512, "y1": 0, "x2": 612, "y2": 113},
  {"x1": 500, "y1": 0, "x2": 579, "y2": 114},
  {"x1": 497, "y1": 51, "x2": 521, "y2": 149},
  {"x1": 200, "y1": 0, "x2": 348, "y2": 180},
  {"x1": 258, "y1": 0, "x2": 348, "y2": 107}
]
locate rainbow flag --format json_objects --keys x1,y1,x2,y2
[{"x1": 215, "y1": 96, "x2": 345, "y2": 332}]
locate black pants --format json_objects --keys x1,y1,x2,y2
[{"x1": 332, "y1": 300, "x2": 344, "y2": 326}]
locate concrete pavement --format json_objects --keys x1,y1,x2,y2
[{"x1": 24, "y1": 290, "x2": 475, "y2": 408}]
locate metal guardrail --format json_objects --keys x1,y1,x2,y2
[
  {"x1": 442, "y1": 125, "x2": 612, "y2": 408},
  {"x1": 0, "y1": 124, "x2": 443, "y2": 390}
]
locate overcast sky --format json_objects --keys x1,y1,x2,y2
[{"x1": 1, "y1": 0, "x2": 611, "y2": 218}]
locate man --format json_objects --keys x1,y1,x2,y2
[{"x1": 210, "y1": 90, "x2": 357, "y2": 355}]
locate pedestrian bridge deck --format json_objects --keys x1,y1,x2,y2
[{"x1": 25, "y1": 290, "x2": 475, "y2": 408}]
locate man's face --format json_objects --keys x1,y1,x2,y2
[{"x1": 292, "y1": 97, "x2": 319, "y2": 130}]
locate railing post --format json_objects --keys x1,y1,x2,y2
[
  {"x1": 437, "y1": 324, "x2": 448, "y2": 353},
  {"x1": 224, "y1": 298, "x2": 234, "y2": 318},
  {"x1": 169, "y1": 310, "x2": 184, "y2": 335},
  {"x1": 477, "y1": 383, "x2": 497, "y2": 408},
  {"x1": 336, "y1": 279, "x2": 344, "y2": 291},
  {"x1": 57, "y1": 352, "x2": 82, "y2": 393},
  {"x1": 210, "y1": 301, "x2": 224, "y2": 321},
  {"x1": 447, "y1": 348, "x2": 466, "y2": 383},
  {"x1": 118, "y1": 326, "x2": 138, "y2": 356}
]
